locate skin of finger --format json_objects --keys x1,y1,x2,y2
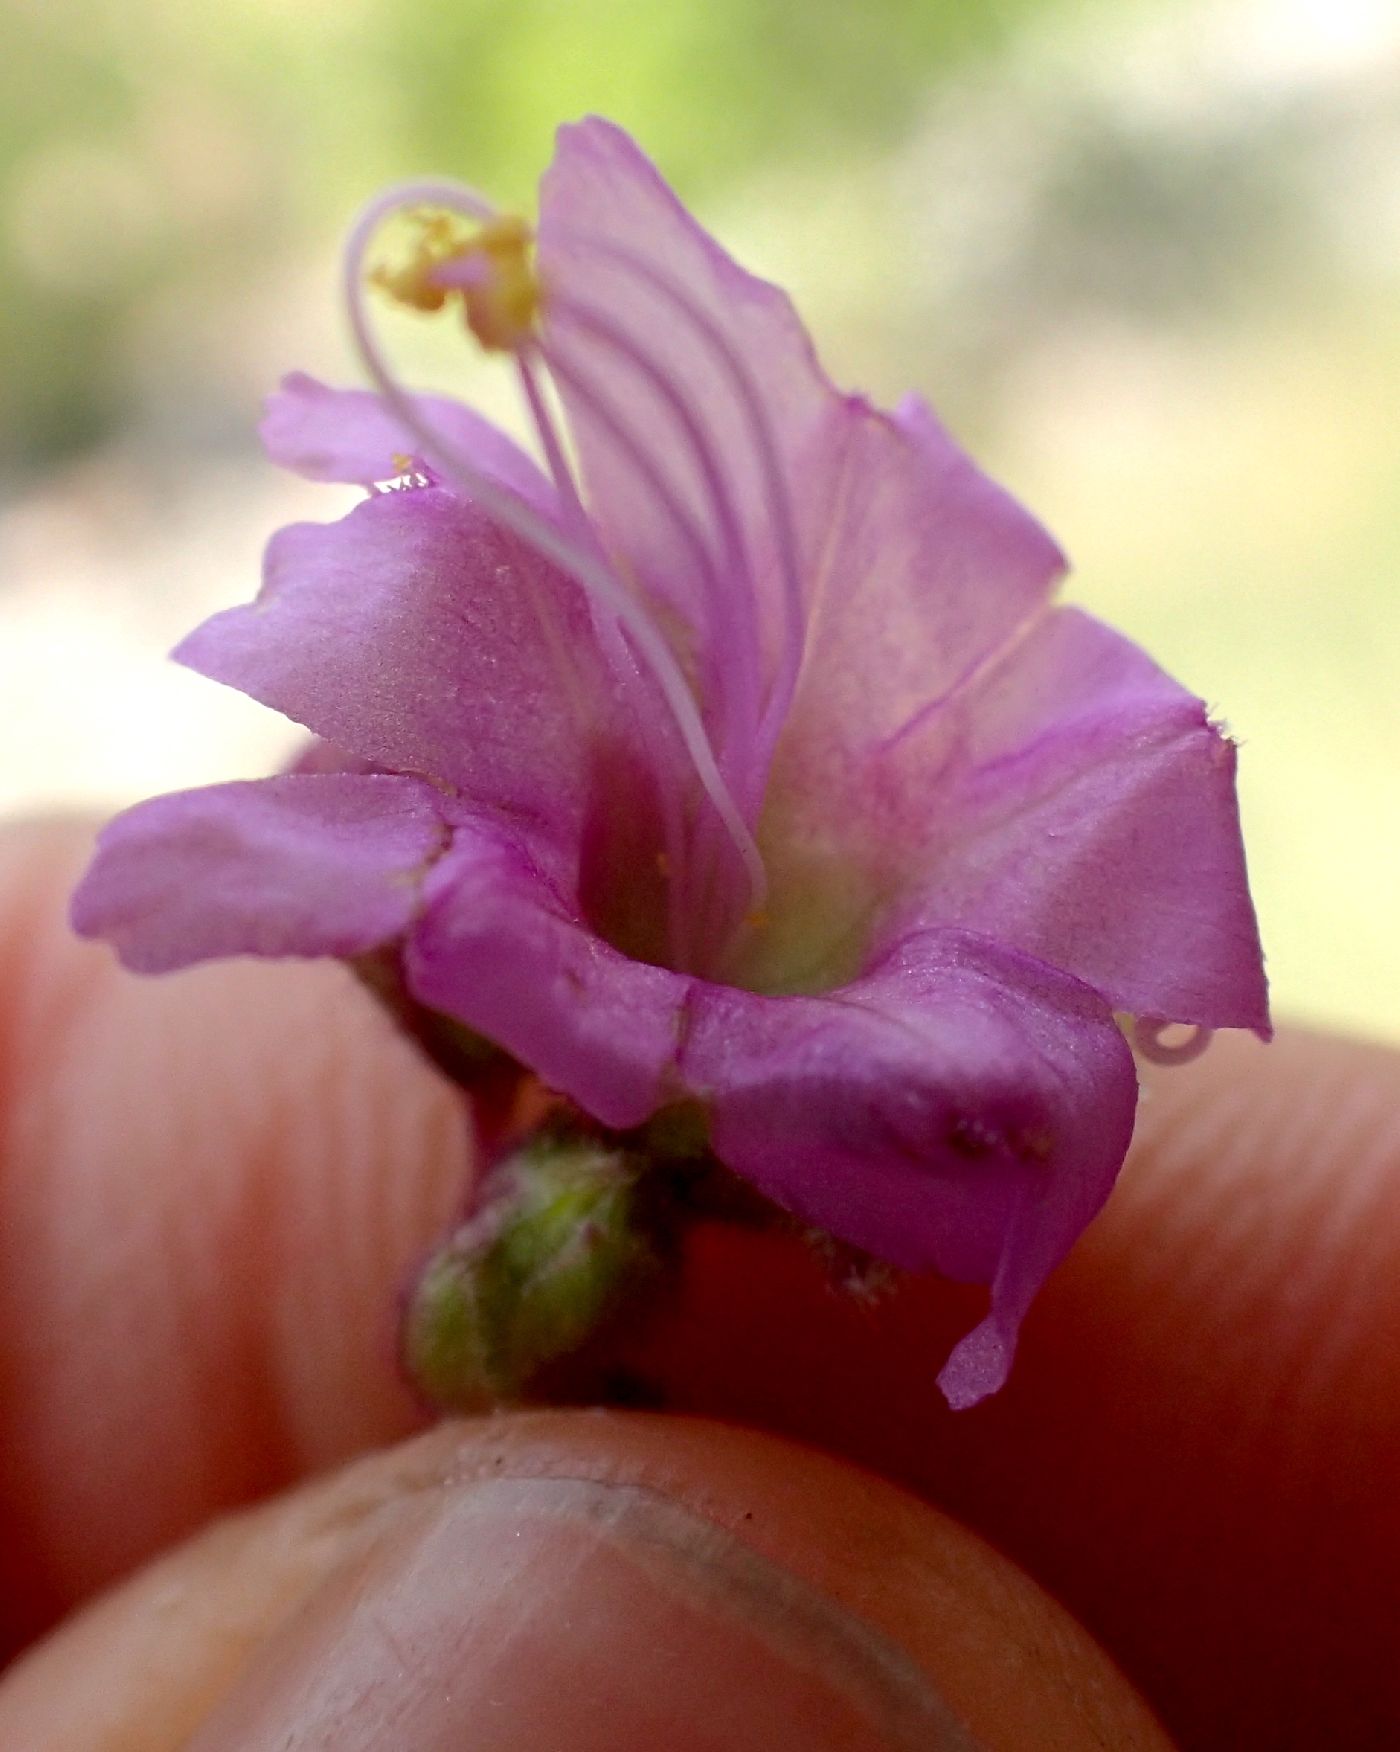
[
  {"x1": 0, "y1": 820, "x2": 468, "y2": 1642},
  {"x1": 2, "y1": 820, "x2": 1398, "y2": 1746},
  {"x1": 0, "y1": 1411, "x2": 1170, "y2": 1752}
]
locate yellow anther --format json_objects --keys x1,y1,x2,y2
[
  {"x1": 744, "y1": 908, "x2": 770, "y2": 932},
  {"x1": 370, "y1": 209, "x2": 539, "y2": 354},
  {"x1": 462, "y1": 213, "x2": 539, "y2": 352},
  {"x1": 370, "y1": 210, "x2": 468, "y2": 313}
]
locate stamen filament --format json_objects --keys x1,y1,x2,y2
[
  {"x1": 544, "y1": 229, "x2": 808, "y2": 757},
  {"x1": 344, "y1": 182, "x2": 767, "y2": 917},
  {"x1": 542, "y1": 345, "x2": 751, "y2": 761},
  {"x1": 543, "y1": 346, "x2": 754, "y2": 965},
  {"x1": 517, "y1": 347, "x2": 695, "y2": 967},
  {"x1": 544, "y1": 295, "x2": 763, "y2": 772},
  {"x1": 514, "y1": 347, "x2": 659, "y2": 733},
  {"x1": 515, "y1": 351, "x2": 590, "y2": 538}
]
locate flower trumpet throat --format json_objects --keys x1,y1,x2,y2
[{"x1": 70, "y1": 117, "x2": 1268, "y2": 1410}]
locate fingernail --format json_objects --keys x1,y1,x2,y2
[{"x1": 186, "y1": 1471, "x2": 970, "y2": 1751}]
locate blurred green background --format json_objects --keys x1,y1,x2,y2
[{"x1": 2, "y1": 0, "x2": 1398, "y2": 1042}]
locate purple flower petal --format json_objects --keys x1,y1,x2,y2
[
  {"x1": 286, "y1": 737, "x2": 380, "y2": 777},
  {"x1": 261, "y1": 371, "x2": 560, "y2": 517},
  {"x1": 70, "y1": 773, "x2": 452, "y2": 973},
  {"x1": 913, "y1": 606, "x2": 1270, "y2": 1033},
  {"x1": 175, "y1": 490, "x2": 622, "y2": 829},
  {"x1": 404, "y1": 808, "x2": 1137, "y2": 1408},
  {"x1": 538, "y1": 128, "x2": 1063, "y2": 783},
  {"x1": 404, "y1": 817, "x2": 687, "y2": 1128},
  {"x1": 538, "y1": 117, "x2": 832, "y2": 658},
  {"x1": 790, "y1": 393, "x2": 1066, "y2": 744},
  {"x1": 67, "y1": 120, "x2": 1271, "y2": 1413},
  {"x1": 682, "y1": 928, "x2": 1139, "y2": 1407},
  {"x1": 757, "y1": 605, "x2": 1267, "y2": 1034}
]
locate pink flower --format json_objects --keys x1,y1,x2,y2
[{"x1": 71, "y1": 119, "x2": 1268, "y2": 1406}]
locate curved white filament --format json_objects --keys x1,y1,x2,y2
[
  {"x1": 542, "y1": 228, "x2": 808, "y2": 754},
  {"x1": 541, "y1": 332, "x2": 759, "y2": 774},
  {"x1": 342, "y1": 181, "x2": 767, "y2": 916}
]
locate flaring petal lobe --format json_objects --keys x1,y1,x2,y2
[
  {"x1": 682, "y1": 929, "x2": 1139, "y2": 1407},
  {"x1": 896, "y1": 607, "x2": 1270, "y2": 1033},
  {"x1": 175, "y1": 490, "x2": 618, "y2": 830},
  {"x1": 261, "y1": 372, "x2": 560, "y2": 517},
  {"x1": 782, "y1": 394, "x2": 1066, "y2": 752},
  {"x1": 758, "y1": 606, "x2": 1267, "y2": 1035},
  {"x1": 70, "y1": 773, "x2": 452, "y2": 973},
  {"x1": 405, "y1": 818, "x2": 688, "y2": 1130}
]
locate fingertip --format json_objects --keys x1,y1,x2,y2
[{"x1": 0, "y1": 1415, "x2": 1170, "y2": 1752}]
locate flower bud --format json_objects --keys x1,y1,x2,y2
[{"x1": 403, "y1": 1128, "x2": 652, "y2": 1410}]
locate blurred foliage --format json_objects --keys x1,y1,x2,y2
[
  {"x1": 0, "y1": 0, "x2": 1085, "y2": 474},
  {"x1": 376, "y1": 0, "x2": 1060, "y2": 190}
]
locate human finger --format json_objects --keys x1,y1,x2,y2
[
  {"x1": 0, "y1": 819, "x2": 468, "y2": 1650},
  {"x1": 0, "y1": 1411, "x2": 1168, "y2": 1751}
]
